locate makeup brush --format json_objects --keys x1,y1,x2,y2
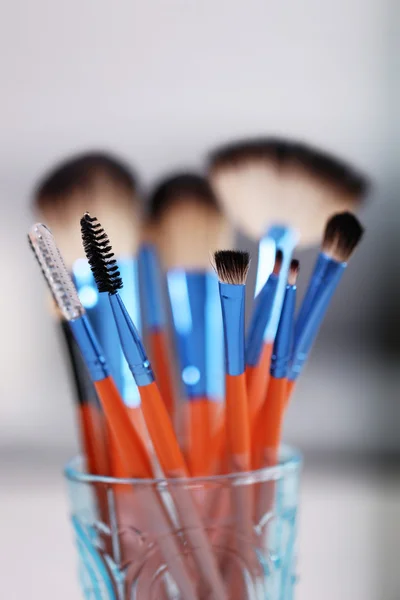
[
  {"x1": 214, "y1": 250, "x2": 251, "y2": 473},
  {"x1": 33, "y1": 152, "x2": 144, "y2": 418},
  {"x1": 253, "y1": 259, "x2": 299, "y2": 469},
  {"x1": 81, "y1": 212, "x2": 227, "y2": 600},
  {"x1": 245, "y1": 249, "x2": 282, "y2": 430},
  {"x1": 29, "y1": 222, "x2": 199, "y2": 600},
  {"x1": 149, "y1": 173, "x2": 233, "y2": 476},
  {"x1": 288, "y1": 213, "x2": 364, "y2": 399}
]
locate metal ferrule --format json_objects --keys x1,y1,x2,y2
[
  {"x1": 258, "y1": 226, "x2": 299, "y2": 343},
  {"x1": 290, "y1": 261, "x2": 346, "y2": 380},
  {"x1": 246, "y1": 272, "x2": 279, "y2": 366},
  {"x1": 270, "y1": 285, "x2": 297, "y2": 378},
  {"x1": 138, "y1": 244, "x2": 165, "y2": 330},
  {"x1": 69, "y1": 315, "x2": 109, "y2": 382},
  {"x1": 295, "y1": 253, "x2": 335, "y2": 342},
  {"x1": 167, "y1": 270, "x2": 208, "y2": 398},
  {"x1": 219, "y1": 282, "x2": 246, "y2": 377},
  {"x1": 109, "y1": 293, "x2": 154, "y2": 387}
]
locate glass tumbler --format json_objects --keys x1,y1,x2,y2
[{"x1": 64, "y1": 446, "x2": 301, "y2": 599}]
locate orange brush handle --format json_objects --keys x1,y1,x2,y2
[
  {"x1": 94, "y1": 377, "x2": 153, "y2": 478},
  {"x1": 184, "y1": 397, "x2": 212, "y2": 476},
  {"x1": 246, "y1": 341, "x2": 273, "y2": 430},
  {"x1": 79, "y1": 403, "x2": 110, "y2": 476},
  {"x1": 139, "y1": 381, "x2": 188, "y2": 476},
  {"x1": 253, "y1": 375, "x2": 287, "y2": 469},
  {"x1": 149, "y1": 329, "x2": 175, "y2": 418},
  {"x1": 226, "y1": 373, "x2": 251, "y2": 471},
  {"x1": 286, "y1": 379, "x2": 296, "y2": 407}
]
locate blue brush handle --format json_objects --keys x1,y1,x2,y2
[
  {"x1": 289, "y1": 262, "x2": 346, "y2": 380},
  {"x1": 271, "y1": 285, "x2": 296, "y2": 378},
  {"x1": 246, "y1": 272, "x2": 279, "y2": 367},
  {"x1": 69, "y1": 315, "x2": 109, "y2": 382},
  {"x1": 167, "y1": 270, "x2": 224, "y2": 399},
  {"x1": 295, "y1": 253, "x2": 332, "y2": 343},
  {"x1": 109, "y1": 293, "x2": 154, "y2": 387},
  {"x1": 219, "y1": 282, "x2": 246, "y2": 377},
  {"x1": 138, "y1": 243, "x2": 166, "y2": 329}
]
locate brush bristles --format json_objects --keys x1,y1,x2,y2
[
  {"x1": 28, "y1": 224, "x2": 84, "y2": 321},
  {"x1": 80, "y1": 213, "x2": 123, "y2": 294},
  {"x1": 213, "y1": 250, "x2": 251, "y2": 285},
  {"x1": 288, "y1": 259, "x2": 300, "y2": 286},
  {"x1": 322, "y1": 212, "x2": 364, "y2": 262},
  {"x1": 273, "y1": 249, "x2": 284, "y2": 275}
]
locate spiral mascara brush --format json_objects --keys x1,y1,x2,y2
[
  {"x1": 81, "y1": 212, "x2": 227, "y2": 600},
  {"x1": 29, "y1": 222, "x2": 199, "y2": 600},
  {"x1": 253, "y1": 260, "x2": 299, "y2": 469},
  {"x1": 287, "y1": 213, "x2": 364, "y2": 400}
]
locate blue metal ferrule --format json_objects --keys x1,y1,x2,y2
[
  {"x1": 270, "y1": 285, "x2": 297, "y2": 378},
  {"x1": 167, "y1": 270, "x2": 224, "y2": 400},
  {"x1": 246, "y1": 272, "x2": 279, "y2": 367},
  {"x1": 109, "y1": 293, "x2": 154, "y2": 387},
  {"x1": 295, "y1": 253, "x2": 333, "y2": 343},
  {"x1": 138, "y1": 243, "x2": 165, "y2": 330},
  {"x1": 289, "y1": 261, "x2": 346, "y2": 380},
  {"x1": 69, "y1": 315, "x2": 109, "y2": 382},
  {"x1": 255, "y1": 226, "x2": 299, "y2": 343},
  {"x1": 219, "y1": 282, "x2": 246, "y2": 377}
]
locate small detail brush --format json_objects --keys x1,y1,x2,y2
[
  {"x1": 253, "y1": 259, "x2": 299, "y2": 469},
  {"x1": 245, "y1": 249, "x2": 282, "y2": 429},
  {"x1": 81, "y1": 212, "x2": 227, "y2": 600},
  {"x1": 288, "y1": 213, "x2": 364, "y2": 399}
]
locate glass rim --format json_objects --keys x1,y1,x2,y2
[{"x1": 64, "y1": 444, "x2": 302, "y2": 486}]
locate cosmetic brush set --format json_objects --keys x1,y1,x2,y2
[{"x1": 30, "y1": 140, "x2": 368, "y2": 598}]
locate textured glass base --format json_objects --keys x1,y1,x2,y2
[{"x1": 65, "y1": 446, "x2": 301, "y2": 599}]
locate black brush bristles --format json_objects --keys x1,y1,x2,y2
[
  {"x1": 80, "y1": 213, "x2": 123, "y2": 294},
  {"x1": 322, "y1": 212, "x2": 364, "y2": 262},
  {"x1": 273, "y1": 249, "x2": 284, "y2": 276},
  {"x1": 213, "y1": 250, "x2": 251, "y2": 285},
  {"x1": 288, "y1": 259, "x2": 300, "y2": 286}
]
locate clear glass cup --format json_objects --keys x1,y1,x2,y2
[{"x1": 64, "y1": 445, "x2": 302, "y2": 599}]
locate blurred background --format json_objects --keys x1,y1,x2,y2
[{"x1": 0, "y1": 1, "x2": 399, "y2": 599}]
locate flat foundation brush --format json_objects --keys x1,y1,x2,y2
[
  {"x1": 29, "y1": 222, "x2": 199, "y2": 600},
  {"x1": 81, "y1": 212, "x2": 227, "y2": 600},
  {"x1": 288, "y1": 212, "x2": 364, "y2": 399}
]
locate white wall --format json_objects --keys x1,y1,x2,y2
[{"x1": 0, "y1": 0, "x2": 397, "y2": 452}]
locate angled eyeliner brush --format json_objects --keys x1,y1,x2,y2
[
  {"x1": 81, "y1": 212, "x2": 227, "y2": 600},
  {"x1": 28, "y1": 223, "x2": 198, "y2": 600}
]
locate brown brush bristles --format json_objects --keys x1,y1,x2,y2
[
  {"x1": 34, "y1": 152, "x2": 138, "y2": 212},
  {"x1": 208, "y1": 137, "x2": 370, "y2": 199},
  {"x1": 288, "y1": 259, "x2": 300, "y2": 286},
  {"x1": 213, "y1": 250, "x2": 251, "y2": 285},
  {"x1": 273, "y1": 249, "x2": 284, "y2": 275},
  {"x1": 149, "y1": 173, "x2": 221, "y2": 222},
  {"x1": 322, "y1": 212, "x2": 364, "y2": 262}
]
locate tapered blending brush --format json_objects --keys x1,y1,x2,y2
[
  {"x1": 149, "y1": 173, "x2": 233, "y2": 476},
  {"x1": 29, "y1": 223, "x2": 199, "y2": 600},
  {"x1": 288, "y1": 212, "x2": 364, "y2": 399},
  {"x1": 253, "y1": 260, "x2": 299, "y2": 469},
  {"x1": 81, "y1": 213, "x2": 227, "y2": 600},
  {"x1": 245, "y1": 249, "x2": 282, "y2": 430},
  {"x1": 33, "y1": 152, "x2": 143, "y2": 418}
]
